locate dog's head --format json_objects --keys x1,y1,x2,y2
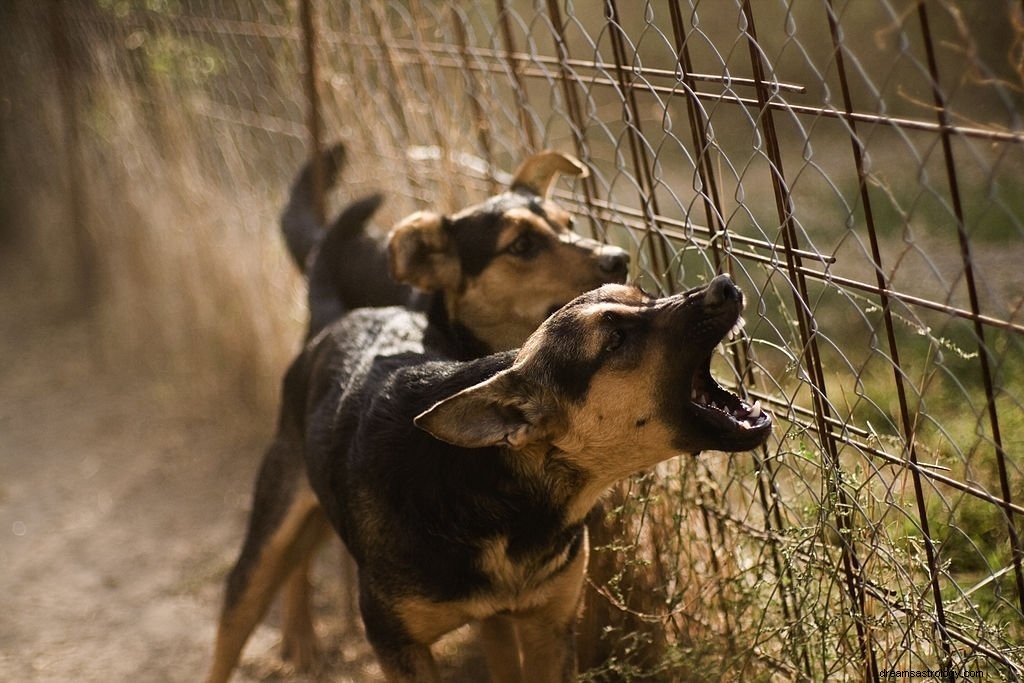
[
  {"x1": 416, "y1": 275, "x2": 771, "y2": 498},
  {"x1": 387, "y1": 152, "x2": 629, "y2": 351}
]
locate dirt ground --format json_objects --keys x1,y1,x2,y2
[{"x1": 0, "y1": 254, "x2": 481, "y2": 682}]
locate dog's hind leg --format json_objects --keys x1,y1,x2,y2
[
  {"x1": 203, "y1": 434, "x2": 324, "y2": 683},
  {"x1": 279, "y1": 513, "x2": 331, "y2": 671}
]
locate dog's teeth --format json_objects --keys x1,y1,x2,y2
[
  {"x1": 749, "y1": 400, "x2": 762, "y2": 419},
  {"x1": 739, "y1": 419, "x2": 752, "y2": 430},
  {"x1": 691, "y1": 389, "x2": 698, "y2": 401},
  {"x1": 730, "y1": 317, "x2": 746, "y2": 337}
]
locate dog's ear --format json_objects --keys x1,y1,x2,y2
[
  {"x1": 414, "y1": 370, "x2": 552, "y2": 449},
  {"x1": 386, "y1": 211, "x2": 461, "y2": 292},
  {"x1": 510, "y1": 151, "x2": 589, "y2": 198}
]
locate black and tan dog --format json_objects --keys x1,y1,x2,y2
[
  {"x1": 205, "y1": 273, "x2": 771, "y2": 683},
  {"x1": 280, "y1": 144, "x2": 629, "y2": 345},
  {"x1": 204, "y1": 147, "x2": 630, "y2": 680}
]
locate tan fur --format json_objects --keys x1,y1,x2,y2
[
  {"x1": 383, "y1": 153, "x2": 627, "y2": 354},
  {"x1": 206, "y1": 151, "x2": 632, "y2": 683},
  {"x1": 556, "y1": 367, "x2": 679, "y2": 524},
  {"x1": 453, "y1": 208, "x2": 626, "y2": 351},
  {"x1": 280, "y1": 520, "x2": 330, "y2": 669},
  {"x1": 210, "y1": 273, "x2": 769, "y2": 683},
  {"x1": 478, "y1": 616, "x2": 524, "y2": 683}
]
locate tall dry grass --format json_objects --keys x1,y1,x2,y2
[{"x1": 2, "y1": 4, "x2": 305, "y2": 418}]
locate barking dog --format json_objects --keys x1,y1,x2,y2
[{"x1": 203, "y1": 275, "x2": 771, "y2": 682}]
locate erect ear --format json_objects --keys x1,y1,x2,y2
[
  {"x1": 386, "y1": 211, "x2": 460, "y2": 292},
  {"x1": 414, "y1": 370, "x2": 553, "y2": 449},
  {"x1": 510, "y1": 150, "x2": 589, "y2": 198}
]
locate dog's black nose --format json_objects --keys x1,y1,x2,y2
[
  {"x1": 598, "y1": 247, "x2": 630, "y2": 277},
  {"x1": 704, "y1": 274, "x2": 741, "y2": 305}
]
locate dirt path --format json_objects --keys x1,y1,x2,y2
[{"x1": 0, "y1": 259, "x2": 365, "y2": 682}]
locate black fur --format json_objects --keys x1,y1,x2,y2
[
  {"x1": 283, "y1": 144, "x2": 627, "y2": 343},
  {"x1": 446, "y1": 194, "x2": 548, "y2": 277},
  {"x1": 223, "y1": 359, "x2": 307, "y2": 610},
  {"x1": 280, "y1": 142, "x2": 347, "y2": 272}
]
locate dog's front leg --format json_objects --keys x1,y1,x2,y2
[
  {"x1": 479, "y1": 614, "x2": 524, "y2": 683},
  {"x1": 360, "y1": 586, "x2": 442, "y2": 682},
  {"x1": 516, "y1": 614, "x2": 578, "y2": 683},
  {"x1": 376, "y1": 643, "x2": 441, "y2": 683},
  {"x1": 516, "y1": 537, "x2": 589, "y2": 683}
]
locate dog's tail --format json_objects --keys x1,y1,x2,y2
[
  {"x1": 282, "y1": 142, "x2": 420, "y2": 336},
  {"x1": 307, "y1": 193, "x2": 395, "y2": 336},
  {"x1": 280, "y1": 142, "x2": 348, "y2": 273}
]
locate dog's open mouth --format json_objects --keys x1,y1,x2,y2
[
  {"x1": 686, "y1": 312, "x2": 771, "y2": 439},
  {"x1": 689, "y1": 359, "x2": 771, "y2": 434}
]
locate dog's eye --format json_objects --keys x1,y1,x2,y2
[
  {"x1": 605, "y1": 328, "x2": 625, "y2": 352},
  {"x1": 508, "y1": 233, "x2": 534, "y2": 256}
]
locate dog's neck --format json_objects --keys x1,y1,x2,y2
[
  {"x1": 423, "y1": 292, "x2": 495, "y2": 361},
  {"x1": 503, "y1": 442, "x2": 602, "y2": 531}
]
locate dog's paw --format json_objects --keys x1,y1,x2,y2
[{"x1": 281, "y1": 624, "x2": 321, "y2": 673}]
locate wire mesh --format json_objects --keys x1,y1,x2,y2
[{"x1": 9, "y1": 0, "x2": 1023, "y2": 679}]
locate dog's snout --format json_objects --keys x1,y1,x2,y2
[
  {"x1": 597, "y1": 246, "x2": 629, "y2": 278},
  {"x1": 704, "y1": 274, "x2": 740, "y2": 306}
]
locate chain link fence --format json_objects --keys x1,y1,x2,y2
[{"x1": 3, "y1": 0, "x2": 1022, "y2": 679}]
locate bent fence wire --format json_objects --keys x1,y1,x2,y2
[{"x1": 34, "y1": 0, "x2": 1024, "y2": 679}]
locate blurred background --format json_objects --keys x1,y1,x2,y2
[{"x1": 1, "y1": 1, "x2": 1022, "y2": 680}]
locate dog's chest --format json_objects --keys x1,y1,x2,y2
[
  {"x1": 477, "y1": 532, "x2": 573, "y2": 598},
  {"x1": 393, "y1": 532, "x2": 584, "y2": 645}
]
